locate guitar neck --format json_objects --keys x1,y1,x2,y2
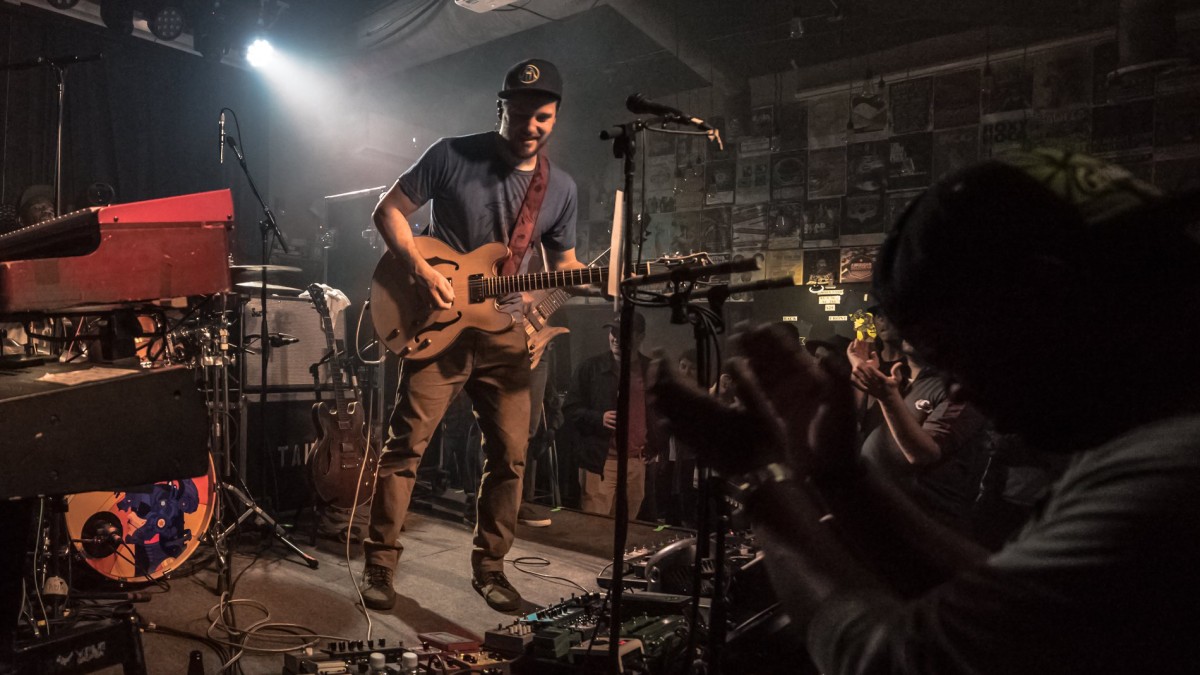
[{"x1": 481, "y1": 262, "x2": 649, "y2": 299}]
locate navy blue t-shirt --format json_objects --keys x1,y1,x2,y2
[{"x1": 396, "y1": 132, "x2": 577, "y2": 274}]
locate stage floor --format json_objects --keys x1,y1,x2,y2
[{"x1": 112, "y1": 500, "x2": 686, "y2": 674}]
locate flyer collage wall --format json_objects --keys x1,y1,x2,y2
[{"x1": 628, "y1": 38, "x2": 1200, "y2": 301}]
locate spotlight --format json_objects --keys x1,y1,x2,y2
[
  {"x1": 148, "y1": 4, "x2": 186, "y2": 41},
  {"x1": 46, "y1": 0, "x2": 81, "y2": 9},
  {"x1": 100, "y1": 0, "x2": 134, "y2": 35},
  {"x1": 246, "y1": 38, "x2": 275, "y2": 68}
]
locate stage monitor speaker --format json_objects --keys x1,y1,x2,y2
[{"x1": 243, "y1": 296, "x2": 333, "y2": 390}]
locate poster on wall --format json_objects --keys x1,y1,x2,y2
[
  {"x1": 735, "y1": 147, "x2": 771, "y2": 204},
  {"x1": 931, "y1": 124, "x2": 979, "y2": 178},
  {"x1": 776, "y1": 101, "x2": 808, "y2": 151},
  {"x1": 1028, "y1": 107, "x2": 1091, "y2": 153},
  {"x1": 808, "y1": 147, "x2": 848, "y2": 198},
  {"x1": 771, "y1": 150, "x2": 807, "y2": 201},
  {"x1": 889, "y1": 77, "x2": 933, "y2": 134},
  {"x1": 802, "y1": 198, "x2": 842, "y2": 249},
  {"x1": 1032, "y1": 45, "x2": 1092, "y2": 110},
  {"x1": 677, "y1": 133, "x2": 708, "y2": 169},
  {"x1": 839, "y1": 246, "x2": 880, "y2": 284},
  {"x1": 802, "y1": 248, "x2": 840, "y2": 285},
  {"x1": 641, "y1": 211, "x2": 673, "y2": 259},
  {"x1": 981, "y1": 117, "x2": 1028, "y2": 159},
  {"x1": 675, "y1": 163, "x2": 706, "y2": 211},
  {"x1": 705, "y1": 160, "x2": 736, "y2": 205},
  {"x1": 765, "y1": 248, "x2": 805, "y2": 283},
  {"x1": 1091, "y1": 100, "x2": 1155, "y2": 156},
  {"x1": 647, "y1": 130, "x2": 677, "y2": 157},
  {"x1": 887, "y1": 132, "x2": 933, "y2": 191},
  {"x1": 731, "y1": 205, "x2": 769, "y2": 249},
  {"x1": 887, "y1": 190, "x2": 924, "y2": 227},
  {"x1": 666, "y1": 210, "x2": 703, "y2": 255},
  {"x1": 851, "y1": 84, "x2": 889, "y2": 137},
  {"x1": 645, "y1": 155, "x2": 677, "y2": 214},
  {"x1": 751, "y1": 104, "x2": 776, "y2": 138},
  {"x1": 842, "y1": 194, "x2": 888, "y2": 245},
  {"x1": 847, "y1": 141, "x2": 889, "y2": 196},
  {"x1": 934, "y1": 69, "x2": 982, "y2": 129},
  {"x1": 767, "y1": 201, "x2": 803, "y2": 250},
  {"x1": 727, "y1": 249, "x2": 767, "y2": 302},
  {"x1": 982, "y1": 58, "x2": 1032, "y2": 116},
  {"x1": 807, "y1": 92, "x2": 850, "y2": 148},
  {"x1": 932, "y1": 126, "x2": 980, "y2": 180},
  {"x1": 699, "y1": 207, "x2": 732, "y2": 254}
]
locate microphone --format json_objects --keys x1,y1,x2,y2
[
  {"x1": 219, "y1": 111, "x2": 226, "y2": 164},
  {"x1": 268, "y1": 333, "x2": 300, "y2": 348},
  {"x1": 623, "y1": 257, "x2": 759, "y2": 288},
  {"x1": 625, "y1": 93, "x2": 712, "y2": 130}
]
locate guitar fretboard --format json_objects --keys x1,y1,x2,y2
[{"x1": 472, "y1": 263, "x2": 648, "y2": 299}]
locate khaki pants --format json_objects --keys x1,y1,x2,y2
[
  {"x1": 365, "y1": 327, "x2": 530, "y2": 575},
  {"x1": 580, "y1": 456, "x2": 646, "y2": 519}
]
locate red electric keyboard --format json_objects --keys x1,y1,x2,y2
[{"x1": 0, "y1": 189, "x2": 234, "y2": 313}]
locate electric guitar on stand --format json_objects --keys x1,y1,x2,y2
[
  {"x1": 370, "y1": 236, "x2": 708, "y2": 361},
  {"x1": 307, "y1": 284, "x2": 379, "y2": 509}
]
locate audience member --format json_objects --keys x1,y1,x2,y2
[
  {"x1": 17, "y1": 185, "x2": 54, "y2": 227},
  {"x1": 564, "y1": 312, "x2": 664, "y2": 518},
  {"x1": 848, "y1": 338, "x2": 989, "y2": 534},
  {"x1": 650, "y1": 149, "x2": 1200, "y2": 673}
]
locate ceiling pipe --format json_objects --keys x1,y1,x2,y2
[{"x1": 1111, "y1": 0, "x2": 1187, "y2": 82}]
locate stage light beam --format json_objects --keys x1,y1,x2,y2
[{"x1": 246, "y1": 38, "x2": 276, "y2": 68}]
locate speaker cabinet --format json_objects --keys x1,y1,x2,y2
[
  {"x1": 242, "y1": 296, "x2": 333, "y2": 390},
  {"x1": 240, "y1": 395, "x2": 319, "y2": 513}
]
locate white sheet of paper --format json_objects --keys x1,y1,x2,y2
[{"x1": 607, "y1": 190, "x2": 625, "y2": 305}]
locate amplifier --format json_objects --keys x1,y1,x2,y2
[{"x1": 242, "y1": 296, "x2": 333, "y2": 390}]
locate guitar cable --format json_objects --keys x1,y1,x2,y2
[{"x1": 345, "y1": 303, "x2": 394, "y2": 643}]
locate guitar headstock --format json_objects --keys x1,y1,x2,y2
[
  {"x1": 308, "y1": 283, "x2": 330, "y2": 316},
  {"x1": 650, "y1": 251, "x2": 713, "y2": 271}
]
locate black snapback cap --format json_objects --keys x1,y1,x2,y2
[{"x1": 499, "y1": 58, "x2": 562, "y2": 101}]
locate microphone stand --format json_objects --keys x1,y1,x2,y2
[
  {"x1": 0, "y1": 53, "x2": 103, "y2": 214},
  {"x1": 599, "y1": 119, "x2": 645, "y2": 667},
  {"x1": 221, "y1": 132, "x2": 316, "y2": 577}
]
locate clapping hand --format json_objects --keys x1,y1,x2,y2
[{"x1": 649, "y1": 324, "x2": 857, "y2": 480}]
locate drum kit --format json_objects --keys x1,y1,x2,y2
[{"x1": 58, "y1": 261, "x2": 317, "y2": 586}]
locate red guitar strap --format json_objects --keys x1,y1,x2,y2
[{"x1": 500, "y1": 154, "x2": 551, "y2": 276}]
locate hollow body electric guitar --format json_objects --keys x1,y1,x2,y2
[
  {"x1": 370, "y1": 237, "x2": 704, "y2": 361},
  {"x1": 307, "y1": 284, "x2": 380, "y2": 508}
]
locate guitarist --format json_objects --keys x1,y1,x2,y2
[{"x1": 362, "y1": 58, "x2": 585, "y2": 613}]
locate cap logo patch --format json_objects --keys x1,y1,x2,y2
[{"x1": 519, "y1": 64, "x2": 540, "y2": 84}]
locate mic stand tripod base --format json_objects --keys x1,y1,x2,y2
[{"x1": 214, "y1": 481, "x2": 320, "y2": 570}]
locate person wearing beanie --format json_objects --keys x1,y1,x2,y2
[{"x1": 650, "y1": 148, "x2": 1200, "y2": 673}]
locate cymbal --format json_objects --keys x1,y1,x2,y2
[
  {"x1": 229, "y1": 264, "x2": 302, "y2": 273},
  {"x1": 235, "y1": 281, "x2": 302, "y2": 293}
]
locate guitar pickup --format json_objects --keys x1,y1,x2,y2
[{"x1": 468, "y1": 274, "x2": 485, "y2": 303}]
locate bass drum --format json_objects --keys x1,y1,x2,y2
[{"x1": 66, "y1": 455, "x2": 217, "y2": 583}]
